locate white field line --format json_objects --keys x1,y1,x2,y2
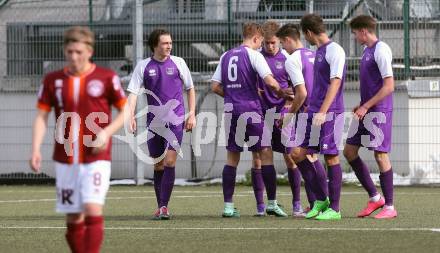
[
  {"x1": 0, "y1": 190, "x2": 439, "y2": 195},
  {"x1": 1, "y1": 191, "x2": 440, "y2": 204},
  {"x1": 0, "y1": 226, "x2": 439, "y2": 233}
]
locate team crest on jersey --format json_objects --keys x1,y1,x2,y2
[
  {"x1": 317, "y1": 54, "x2": 323, "y2": 62},
  {"x1": 149, "y1": 69, "x2": 157, "y2": 77},
  {"x1": 275, "y1": 61, "x2": 283, "y2": 70},
  {"x1": 365, "y1": 53, "x2": 372, "y2": 61},
  {"x1": 87, "y1": 80, "x2": 104, "y2": 97},
  {"x1": 166, "y1": 67, "x2": 175, "y2": 75}
]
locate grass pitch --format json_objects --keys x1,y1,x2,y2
[{"x1": 0, "y1": 185, "x2": 439, "y2": 253}]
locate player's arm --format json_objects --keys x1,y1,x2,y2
[
  {"x1": 185, "y1": 87, "x2": 196, "y2": 131},
  {"x1": 359, "y1": 77, "x2": 394, "y2": 111},
  {"x1": 314, "y1": 44, "x2": 345, "y2": 125},
  {"x1": 177, "y1": 57, "x2": 197, "y2": 131},
  {"x1": 319, "y1": 77, "x2": 342, "y2": 114},
  {"x1": 126, "y1": 61, "x2": 146, "y2": 133},
  {"x1": 289, "y1": 84, "x2": 307, "y2": 114},
  {"x1": 250, "y1": 50, "x2": 291, "y2": 99},
  {"x1": 314, "y1": 77, "x2": 342, "y2": 125},
  {"x1": 211, "y1": 56, "x2": 224, "y2": 97},
  {"x1": 355, "y1": 44, "x2": 394, "y2": 119},
  {"x1": 285, "y1": 53, "x2": 307, "y2": 114},
  {"x1": 30, "y1": 109, "x2": 49, "y2": 173},
  {"x1": 211, "y1": 81, "x2": 224, "y2": 97}
]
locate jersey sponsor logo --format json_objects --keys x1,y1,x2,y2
[
  {"x1": 148, "y1": 69, "x2": 157, "y2": 77},
  {"x1": 166, "y1": 67, "x2": 175, "y2": 75},
  {"x1": 275, "y1": 61, "x2": 283, "y2": 70},
  {"x1": 87, "y1": 79, "x2": 105, "y2": 97},
  {"x1": 226, "y1": 84, "x2": 242, "y2": 89},
  {"x1": 305, "y1": 51, "x2": 313, "y2": 56}
]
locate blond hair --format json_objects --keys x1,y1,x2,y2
[
  {"x1": 63, "y1": 26, "x2": 95, "y2": 49},
  {"x1": 262, "y1": 20, "x2": 280, "y2": 39}
]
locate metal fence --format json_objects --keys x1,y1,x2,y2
[{"x1": 0, "y1": 0, "x2": 439, "y2": 183}]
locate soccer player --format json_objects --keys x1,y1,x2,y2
[
  {"x1": 292, "y1": 14, "x2": 346, "y2": 220},
  {"x1": 30, "y1": 26, "x2": 127, "y2": 253},
  {"x1": 344, "y1": 15, "x2": 397, "y2": 219},
  {"x1": 251, "y1": 21, "x2": 306, "y2": 217},
  {"x1": 127, "y1": 29, "x2": 196, "y2": 220},
  {"x1": 211, "y1": 22, "x2": 290, "y2": 218},
  {"x1": 276, "y1": 23, "x2": 317, "y2": 212}
]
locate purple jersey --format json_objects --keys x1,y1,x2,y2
[
  {"x1": 127, "y1": 55, "x2": 194, "y2": 119},
  {"x1": 309, "y1": 41, "x2": 346, "y2": 113},
  {"x1": 212, "y1": 45, "x2": 272, "y2": 113},
  {"x1": 360, "y1": 40, "x2": 394, "y2": 112},
  {"x1": 286, "y1": 48, "x2": 315, "y2": 111},
  {"x1": 257, "y1": 48, "x2": 290, "y2": 110}
]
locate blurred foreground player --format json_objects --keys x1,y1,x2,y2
[{"x1": 30, "y1": 26, "x2": 128, "y2": 253}]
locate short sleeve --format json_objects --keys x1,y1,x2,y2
[
  {"x1": 374, "y1": 41, "x2": 393, "y2": 78},
  {"x1": 246, "y1": 48, "x2": 273, "y2": 79},
  {"x1": 211, "y1": 53, "x2": 226, "y2": 84},
  {"x1": 172, "y1": 56, "x2": 194, "y2": 90},
  {"x1": 127, "y1": 59, "x2": 148, "y2": 95},
  {"x1": 36, "y1": 76, "x2": 53, "y2": 112},
  {"x1": 110, "y1": 74, "x2": 127, "y2": 109},
  {"x1": 285, "y1": 51, "x2": 305, "y2": 87},
  {"x1": 325, "y1": 42, "x2": 346, "y2": 80}
]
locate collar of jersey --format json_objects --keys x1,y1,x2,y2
[{"x1": 63, "y1": 63, "x2": 96, "y2": 77}]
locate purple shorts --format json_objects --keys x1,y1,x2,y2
[
  {"x1": 147, "y1": 124, "x2": 184, "y2": 158},
  {"x1": 299, "y1": 112, "x2": 344, "y2": 155},
  {"x1": 266, "y1": 107, "x2": 294, "y2": 154},
  {"x1": 226, "y1": 112, "x2": 268, "y2": 152},
  {"x1": 346, "y1": 111, "x2": 392, "y2": 153}
]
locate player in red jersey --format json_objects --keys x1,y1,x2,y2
[{"x1": 29, "y1": 26, "x2": 127, "y2": 253}]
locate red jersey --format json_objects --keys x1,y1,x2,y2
[{"x1": 37, "y1": 64, "x2": 127, "y2": 164}]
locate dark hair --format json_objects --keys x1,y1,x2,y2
[
  {"x1": 64, "y1": 26, "x2": 95, "y2": 48},
  {"x1": 148, "y1": 29, "x2": 171, "y2": 52},
  {"x1": 350, "y1": 15, "x2": 377, "y2": 32},
  {"x1": 300, "y1": 14, "x2": 326, "y2": 35},
  {"x1": 242, "y1": 22, "x2": 263, "y2": 39},
  {"x1": 276, "y1": 23, "x2": 301, "y2": 40}
]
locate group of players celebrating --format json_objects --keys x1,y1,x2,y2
[{"x1": 29, "y1": 12, "x2": 396, "y2": 253}]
